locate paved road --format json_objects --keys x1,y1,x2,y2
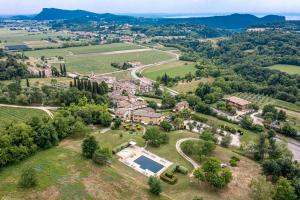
[
  {"x1": 0, "y1": 104, "x2": 58, "y2": 119},
  {"x1": 176, "y1": 138, "x2": 200, "y2": 169}
]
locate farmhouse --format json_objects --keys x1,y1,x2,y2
[
  {"x1": 224, "y1": 96, "x2": 251, "y2": 110},
  {"x1": 132, "y1": 108, "x2": 165, "y2": 125},
  {"x1": 174, "y1": 101, "x2": 189, "y2": 112}
]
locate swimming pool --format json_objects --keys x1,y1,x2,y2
[{"x1": 134, "y1": 155, "x2": 164, "y2": 173}]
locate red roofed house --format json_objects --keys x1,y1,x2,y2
[{"x1": 224, "y1": 96, "x2": 251, "y2": 110}]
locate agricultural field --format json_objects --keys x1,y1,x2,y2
[
  {"x1": 0, "y1": 106, "x2": 49, "y2": 127},
  {"x1": 142, "y1": 61, "x2": 197, "y2": 80},
  {"x1": 171, "y1": 77, "x2": 214, "y2": 93},
  {"x1": 24, "y1": 43, "x2": 174, "y2": 75},
  {"x1": 66, "y1": 49, "x2": 173, "y2": 75},
  {"x1": 268, "y1": 64, "x2": 300, "y2": 75},
  {"x1": 0, "y1": 28, "x2": 73, "y2": 46}
]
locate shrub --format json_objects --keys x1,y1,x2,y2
[
  {"x1": 18, "y1": 167, "x2": 38, "y2": 188},
  {"x1": 231, "y1": 156, "x2": 240, "y2": 162},
  {"x1": 230, "y1": 159, "x2": 238, "y2": 167},
  {"x1": 93, "y1": 148, "x2": 112, "y2": 165},
  {"x1": 148, "y1": 176, "x2": 162, "y2": 195}
]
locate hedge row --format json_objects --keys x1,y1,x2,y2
[
  {"x1": 160, "y1": 164, "x2": 189, "y2": 184},
  {"x1": 112, "y1": 142, "x2": 130, "y2": 154}
]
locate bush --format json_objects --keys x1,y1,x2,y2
[
  {"x1": 191, "y1": 113, "x2": 208, "y2": 123},
  {"x1": 112, "y1": 142, "x2": 129, "y2": 154},
  {"x1": 177, "y1": 165, "x2": 189, "y2": 174},
  {"x1": 148, "y1": 176, "x2": 162, "y2": 195},
  {"x1": 230, "y1": 159, "x2": 238, "y2": 167},
  {"x1": 18, "y1": 167, "x2": 38, "y2": 188},
  {"x1": 92, "y1": 148, "x2": 112, "y2": 165},
  {"x1": 231, "y1": 156, "x2": 240, "y2": 162},
  {"x1": 160, "y1": 173, "x2": 178, "y2": 184}
]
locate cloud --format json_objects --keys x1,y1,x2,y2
[{"x1": 0, "y1": 0, "x2": 299, "y2": 15}]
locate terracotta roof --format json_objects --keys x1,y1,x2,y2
[
  {"x1": 224, "y1": 96, "x2": 251, "y2": 106},
  {"x1": 132, "y1": 108, "x2": 162, "y2": 118}
]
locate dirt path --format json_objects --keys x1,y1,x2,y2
[
  {"x1": 0, "y1": 104, "x2": 58, "y2": 119},
  {"x1": 176, "y1": 138, "x2": 200, "y2": 169}
]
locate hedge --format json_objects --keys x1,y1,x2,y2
[
  {"x1": 160, "y1": 164, "x2": 188, "y2": 184},
  {"x1": 191, "y1": 113, "x2": 208, "y2": 123},
  {"x1": 112, "y1": 142, "x2": 130, "y2": 154}
]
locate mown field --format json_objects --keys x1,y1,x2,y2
[
  {"x1": 24, "y1": 43, "x2": 144, "y2": 58},
  {"x1": 143, "y1": 61, "x2": 197, "y2": 80},
  {"x1": 0, "y1": 28, "x2": 73, "y2": 46},
  {"x1": 0, "y1": 127, "x2": 260, "y2": 200},
  {"x1": 65, "y1": 49, "x2": 174, "y2": 75},
  {"x1": 171, "y1": 77, "x2": 214, "y2": 94},
  {"x1": 0, "y1": 106, "x2": 49, "y2": 127},
  {"x1": 267, "y1": 64, "x2": 300, "y2": 75},
  {"x1": 24, "y1": 43, "x2": 174, "y2": 75}
]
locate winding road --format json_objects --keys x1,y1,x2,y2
[{"x1": 0, "y1": 104, "x2": 58, "y2": 119}]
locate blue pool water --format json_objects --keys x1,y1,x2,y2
[{"x1": 134, "y1": 156, "x2": 164, "y2": 173}]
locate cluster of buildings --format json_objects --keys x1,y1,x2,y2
[{"x1": 100, "y1": 76, "x2": 165, "y2": 125}]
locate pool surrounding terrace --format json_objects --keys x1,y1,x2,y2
[{"x1": 117, "y1": 143, "x2": 172, "y2": 177}]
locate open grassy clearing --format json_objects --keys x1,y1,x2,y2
[
  {"x1": 0, "y1": 106, "x2": 49, "y2": 128},
  {"x1": 171, "y1": 77, "x2": 214, "y2": 93},
  {"x1": 0, "y1": 77, "x2": 72, "y2": 88},
  {"x1": 0, "y1": 145, "x2": 164, "y2": 200},
  {"x1": 143, "y1": 61, "x2": 197, "y2": 80},
  {"x1": 142, "y1": 97, "x2": 163, "y2": 104},
  {"x1": 268, "y1": 64, "x2": 300, "y2": 75},
  {"x1": 65, "y1": 49, "x2": 174, "y2": 75},
  {"x1": 233, "y1": 92, "x2": 300, "y2": 112}
]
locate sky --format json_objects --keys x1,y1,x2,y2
[{"x1": 1, "y1": 0, "x2": 300, "y2": 15}]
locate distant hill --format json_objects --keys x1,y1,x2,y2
[
  {"x1": 158, "y1": 14, "x2": 286, "y2": 29},
  {"x1": 30, "y1": 8, "x2": 286, "y2": 29}
]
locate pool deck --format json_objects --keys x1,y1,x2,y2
[{"x1": 117, "y1": 145, "x2": 173, "y2": 177}]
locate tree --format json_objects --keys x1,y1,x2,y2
[
  {"x1": 255, "y1": 133, "x2": 267, "y2": 160},
  {"x1": 26, "y1": 78, "x2": 30, "y2": 87},
  {"x1": 148, "y1": 101, "x2": 158, "y2": 110},
  {"x1": 143, "y1": 127, "x2": 169, "y2": 147},
  {"x1": 82, "y1": 135, "x2": 98, "y2": 159},
  {"x1": 93, "y1": 148, "x2": 112, "y2": 165},
  {"x1": 160, "y1": 121, "x2": 172, "y2": 132},
  {"x1": 240, "y1": 115, "x2": 254, "y2": 130},
  {"x1": 148, "y1": 176, "x2": 162, "y2": 196},
  {"x1": 112, "y1": 117, "x2": 122, "y2": 130},
  {"x1": 18, "y1": 167, "x2": 38, "y2": 188},
  {"x1": 249, "y1": 176, "x2": 274, "y2": 200},
  {"x1": 277, "y1": 110, "x2": 287, "y2": 121},
  {"x1": 274, "y1": 177, "x2": 297, "y2": 200},
  {"x1": 280, "y1": 124, "x2": 297, "y2": 137},
  {"x1": 200, "y1": 129, "x2": 217, "y2": 143},
  {"x1": 194, "y1": 157, "x2": 232, "y2": 189}
]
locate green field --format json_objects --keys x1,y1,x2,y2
[
  {"x1": 24, "y1": 43, "x2": 174, "y2": 75},
  {"x1": 0, "y1": 106, "x2": 49, "y2": 127},
  {"x1": 268, "y1": 64, "x2": 300, "y2": 75},
  {"x1": 143, "y1": 61, "x2": 196, "y2": 80},
  {"x1": 171, "y1": 77, "x2": 214, "y2": 93},
  {"x1": 24, "y1": 43, "x2": 144, "y2": 58},
  {"x1": 0, "y1": 28, "x2": 73, "y2": 45}
]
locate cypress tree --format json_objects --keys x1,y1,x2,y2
[
  {"x1": 26, "y1": 78, "x2": 30, "y2": 87},
  {"x1": 69, "y1": 81, "x2": 73, "y2": 87},
  {"x1": 60, "y1": 64, "x2": 63, "y2": 76},
  {"x1": 63, "y1": 64, "x2": 67, "y2": 76}
]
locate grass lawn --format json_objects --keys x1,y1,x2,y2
[
  {"x1": 0, "y1": 107, "x2": 49, "y2": 128},
  {"x1": 0, "y1": 144, "x2": 164, "y2": 200},
  {"x1": 268, "y1": 64, "x2": 300, "y2": 75},
  {"x1": 143, "y1": 61, "x2": 196, "y2": 80},
  {"x1": 142, "y1": 97, "x2": 162, "y2": 104},
  {"x1": 171, "y1": 77, "x2": 214, "y2": 94}
]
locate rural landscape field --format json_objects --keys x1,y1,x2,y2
[{"x1": 0, "y1": 1, "x2": 300, "y2": 200}]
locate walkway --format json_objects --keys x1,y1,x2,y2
[
  {"x1": 175, "y1": 138, "x2": 200, "y2": 169},
  {"x1": 0, "y1": 104, "x2": 58, "y2": 119}
]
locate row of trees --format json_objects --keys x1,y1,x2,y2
[{"x1": 72, "y1": 77, "x2": 109, "y2": 95}]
